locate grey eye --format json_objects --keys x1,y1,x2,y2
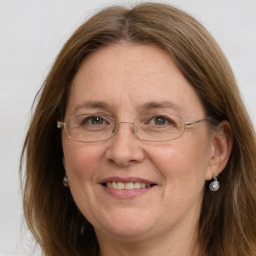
[
  {"x1": 90, "y1": 116, "x2": 104, "y2": 125},
  {"x1": 80, "y1": 116, "x2": 107, "y2": 126}
]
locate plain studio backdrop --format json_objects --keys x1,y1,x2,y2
[{"x1": 0, "y1": 0, "x2": 255, "y2": 255}]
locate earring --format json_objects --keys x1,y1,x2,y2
[
  {"x1": 63, "y1": 171, "x2": 69, "y2": 187},
  {"x1": 209, "y1": 175, "x2": 220, "y2": 191}
]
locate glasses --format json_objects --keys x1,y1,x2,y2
[{"x1": 57, "y1": 113, "x2": 209, "y2": 143}]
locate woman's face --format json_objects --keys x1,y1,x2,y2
[{"x1": 62, "y1": 43, "x2": 215, "y2": 243}]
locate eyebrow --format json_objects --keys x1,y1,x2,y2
[
  {"x1": 72, "y1": 100, "x2": 182, "y2": 114},
  {"x1": 73, "y1": 101, "x2": 111, "y2": 113},
  {"x1": 138, "y1": 101, "x2": 182, "y2": 112}
]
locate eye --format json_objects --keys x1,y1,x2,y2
[
  {"x1": 88, "y1": 116, "x2": 104, "y2": 125},
  {"x1": 149, "y1": 115, "x2": 176, "y2": 126},
  {"x1": 81, "y1": 116, "x2": 108, "y2": 126},
  {"x1": 153, "y1": 116, "x2": 168, "y2": 125}
]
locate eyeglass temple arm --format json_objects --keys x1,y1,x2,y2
[{"x1": 185, "y1": 117, "x2": 210, "y2": 126}]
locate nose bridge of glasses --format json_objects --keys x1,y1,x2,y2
[
  {"x1": 116, "y1": 121, "x2": 134, "y2": 125},
  {"x1": 113, "y1": 121, "x2": 137, "y2": 134}
]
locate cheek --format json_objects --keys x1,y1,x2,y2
[
  {"x1": 149, "y1": 136, "x2": 211, "y2": 188},
  {"x1": 62, "y1": 141, "x2": 105, "y2": 182},
  {"x1": 62, "y1": 141, "x2": 107, "y2": 215}
]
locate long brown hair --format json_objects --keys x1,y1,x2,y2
[{"x1": 20, "y1": 3, "x2": 256, "y2": 255}]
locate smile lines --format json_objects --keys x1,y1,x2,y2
[{"x1": 105, "y1": 181, "x2": 154, "y2": 190}]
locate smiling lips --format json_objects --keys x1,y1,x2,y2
[
  {"x1": 105, "y1": 181, "x2": 153, "y2": 189},
  {"x1": 100, "y1": 178, "x2": 156, "y2": 198}
]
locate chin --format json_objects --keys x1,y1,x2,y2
[
  {"x1": 96, "y1": 224, "x2": 154, "y2": 243},
  {"x1": 92, "y1": 209, "x2": 157, "y2": 241}
]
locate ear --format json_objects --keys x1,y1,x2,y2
[
  {"x1": 62, "y1": 155, "x2": 66, "y2": 170},
  {"x1": 205, "y1": 120, "x2": 233, "y2": 180}
]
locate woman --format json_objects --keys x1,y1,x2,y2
[{"x1": 20, "y1": 3, "x2": 256, "y2": 256}]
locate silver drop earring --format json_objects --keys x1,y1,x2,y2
[
  {"x1": 209, "y1": 175, "x2": 220, "y2": 191},
  {"x1": 63, "y1": 171, "x2": 69, "y2": 187}
]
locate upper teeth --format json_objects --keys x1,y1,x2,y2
[{"x1": 106, "y1": 182, "x2": 151, "y2": 190}]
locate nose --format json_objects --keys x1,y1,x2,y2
[{"x1": 105, "y1": 122, "x2": 145, "y2": 167}]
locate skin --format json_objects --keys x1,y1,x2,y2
[{"x1": 62, "y1": 42, "x2": 232, "y2": 256}]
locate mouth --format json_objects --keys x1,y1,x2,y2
[
  {"x1": 99, "y1": 177, "x2": 157, "y2": 199},
  {"x1": 102, "y1": 181, "x2": 155, "y2": 190}
]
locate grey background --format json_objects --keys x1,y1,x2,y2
[{"x1": 0, "y1": 0, "x2": 255, "y2": 255}]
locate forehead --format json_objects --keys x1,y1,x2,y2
[{"x1": 66, "y1": 43, "x2": 205, "y2": 118}]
